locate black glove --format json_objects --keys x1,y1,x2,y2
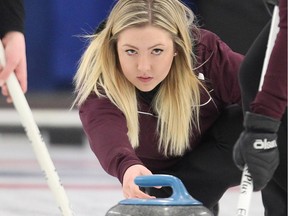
[{"x1": 233, "y1": 111, "x2": 281, "y2": 191}]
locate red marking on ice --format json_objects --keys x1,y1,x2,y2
[
  {"x1": 1, "y1": 159, "x2": 99, "y2": 165},
  {"x1": 0, "y1": 183, "x2": 121, "y2": 190}
]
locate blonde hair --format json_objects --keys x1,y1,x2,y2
[{"x1": 74, "y1": 0, "x2": 206, "y2": 156}]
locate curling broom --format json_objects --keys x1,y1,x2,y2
[{"x1": 0, "y1": 41, "x2": 74, "y2": 216}]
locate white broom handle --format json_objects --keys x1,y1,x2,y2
[
  {"x1": 237, "y1": 165, "x2": 253, "y2": 216},
  {"x1": 0, "y1": 42, "x2": 74, "y2": 216},
  {"x1": 237, "y1": 6, "x2": 280, "y2": 216},
  {"x1": 259, "y1": 6, "x2": 280, "y2": 91}
]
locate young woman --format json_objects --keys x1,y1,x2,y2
[{"x1": 74, "y1": 0, "x2": 244, "y2": 214}]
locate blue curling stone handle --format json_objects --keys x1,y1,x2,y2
[{"x1": 119, "y1": 174, "x2": 202, "y2": 206}]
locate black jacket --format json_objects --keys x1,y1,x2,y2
[{"x1": 0, "y1": 0, "x2": 25, "y2": 38}]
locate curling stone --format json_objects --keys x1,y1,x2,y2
[{"x1": 105, "y1": 174, "x2": 213, "y2": 216}]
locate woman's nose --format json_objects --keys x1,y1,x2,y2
[{"x1": 137, "y1": 54, "x2": 151, "y2": 72}]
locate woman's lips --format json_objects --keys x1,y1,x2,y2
[{"x1": 137, "y1": 76, "x2": 153, "y2": 83}]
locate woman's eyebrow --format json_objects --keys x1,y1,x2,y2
[
  {"x1": 121, "y1": 43, "x2": 165, "y2": 50},
  {"x1": 122, "y1": 44, "x2": 139, "y2": 50},
  {"x1": 148, "y1": 44, "x2": 165, "y2": 49}
]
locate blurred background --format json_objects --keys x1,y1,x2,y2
[{"x1": 24, "y1": 0, "x2": 112, "y2": 92}]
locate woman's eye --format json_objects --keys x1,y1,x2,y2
[
  {"x1": 152, "y1": 48, "x2": 163, "y2": 55},
  {"x1": 125, "y1": 49, "x2": 137, "y2": 55}
]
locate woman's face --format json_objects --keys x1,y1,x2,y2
[{"x1": 117, "y1": 25, "x2": 175, "y2": 92}]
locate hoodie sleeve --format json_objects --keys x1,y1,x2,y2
[
  {"x1": 250, "y1": 0, "x2": 287, "y2": 120},
  {"x1": 79, "y1": 94, "x2": 143, "y2": 183}
]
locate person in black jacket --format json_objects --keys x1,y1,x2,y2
[
  {"x1": 0, "y1": 0, "x2": 27, "y2": 103},
  {"x1": 196, "y1": 0, "x2": 271, "y2": 55}
]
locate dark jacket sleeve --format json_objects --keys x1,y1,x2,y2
[
  {"x1": 0, "y1": 0, "x2": 25, "y2": 38},
  {"x1": 250, "y1": 0, "x2": 287, "y2": 119},
  {"x1": 79, "y1": 94, "x2": 143, "y2": 183}
]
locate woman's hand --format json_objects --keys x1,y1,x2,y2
[{"x1": 122, "y1": 164, "x2": 155, "y2": 199}]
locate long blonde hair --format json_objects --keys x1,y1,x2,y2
[{"x1": 74, "y1": 0, "x2": 205, "y2": 156}]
